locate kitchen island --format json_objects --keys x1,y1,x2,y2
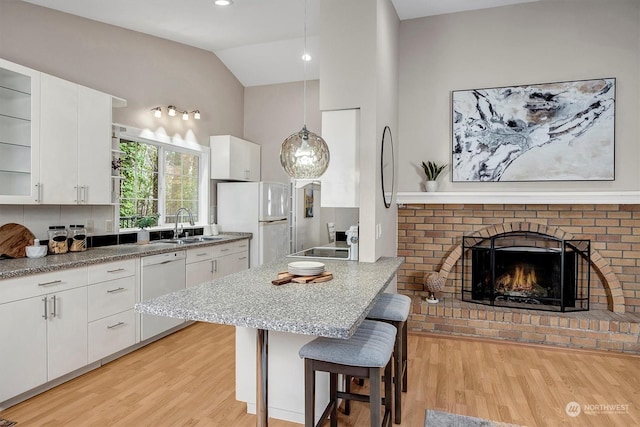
[{"x1": 135, "y1": 256, "x2": 404, "y2": 426}]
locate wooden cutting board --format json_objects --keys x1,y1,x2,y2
[
  {"x1": 272, "y1": 271, "x2": 333, "y2": 286},
  {"x1": 0, "y1": 223, "x2": 35, "y2": 258}
]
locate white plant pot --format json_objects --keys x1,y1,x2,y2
[
  {"x1": 137, "y1": 229, "x2": 150, "y2": 244},
  {"x1": 426, "y1": 180, "x2": 439, "y2": 192}
]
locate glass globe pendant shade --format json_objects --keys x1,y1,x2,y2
[{"x1": 280, "y1": 125, "x2": 330, "y2": 179}]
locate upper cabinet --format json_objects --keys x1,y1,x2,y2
[
  {"x1": 0, "y1": 58, "x2": 41, "y2": 204},
  {"x1": 320, "y1": 109, "x2": 360, "y2": 207},
  {"x1": 40, "y1": 74, "x2": 114, "y2": 204},
  {"x1": 211, "y1": 135, "x2": 261, "y2": 182},
  {"x1": 0, "y1": 58, "x2": 125, "y2": 205}
]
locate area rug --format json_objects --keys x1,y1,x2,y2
[
  {"x1": 425, "y1": 409, "x2": 521, "y2": 427},
  {"x1": 0, "y1": 419, "x2": 17, "y2": 427}
]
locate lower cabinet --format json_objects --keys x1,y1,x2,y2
[
  {"x1": 0, "y1": 238, "x2": 249, "y2": 406},
  {"x1": 46, "y1": 286, "x2": 88, "y2": 380},
  {"x1": 186, "y1": 240, "x2": 249, "y2": 287},
  {"x1": 0, "y1": 296, "x2": 48, "y2": 402},
  {"x1": 88, "y1": 310, "x2": 136, "y2": 363},
  {"x1": 87, "y1": 260, "x2": 137, "y2": 363},
  {"x1": 0, "y1": 267, "x2": 87, "y2": 403}
]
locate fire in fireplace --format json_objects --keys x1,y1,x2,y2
[{"x1": 461, "y1": 231, "x2": 590, "y2": 312}]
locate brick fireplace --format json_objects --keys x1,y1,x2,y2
[{"x1": 397, "y1": 203, "x2": 640, "y2": 354}]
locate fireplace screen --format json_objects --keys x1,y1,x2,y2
[{"x1": 461, "y1": 232, "x2": 590, "y2": 312}]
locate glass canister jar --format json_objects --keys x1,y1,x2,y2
[
  {"x1": 48, "y1": 226, "x2": 68, "y2": 254},
  {"x1": 69, "y1": 224, "x2": 87, "y2": 252}
]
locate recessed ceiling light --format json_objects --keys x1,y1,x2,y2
[{"x1": 214, "y1": 0, "x2": 233, "y2": 6}]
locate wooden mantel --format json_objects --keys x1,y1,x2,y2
[{"x1": 396, "y1": 191, "x2": 640, "y2": 205}]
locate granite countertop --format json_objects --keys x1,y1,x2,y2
[
  {"x1": 0, "y1": 234, "x2": 251, "y2": 280},
  {"x1": 135, "y1": 256, "x2": 404, "y2": 339}
]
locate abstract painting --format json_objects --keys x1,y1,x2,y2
[{"x1": 452, "y1": 78, "x2": 615, "y2": 182}]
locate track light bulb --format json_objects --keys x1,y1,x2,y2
[{"x1": 168, "y1": 105, "x2": 177, "y2": 116}]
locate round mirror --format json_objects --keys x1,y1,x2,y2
[{"x1": 381, "y1": 126, "x2": 395, "y2": 208}]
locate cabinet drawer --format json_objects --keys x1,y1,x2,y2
[
  {"x1": 88, "y1": 309, "x2": 136, "y2": 363},
  {"x1": 88, "y1": 259, "x2": 136, "y2": 284},
  {"x1": 0, "y1": 267, "x2": 87, "y2": 304},
  {"x1": 88, "y1": 276, "x2": 136, "y2": 322},
  {"x1": 186, "y1": 246, "x2": 214, "y2": 264},
  {"x1": 214, "y1": 240, "x2": 249, "y2": 257}
]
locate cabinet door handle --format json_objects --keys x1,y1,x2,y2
[
  {"x1": 51, "y1": 294, "x2": 57, "y2": 318},
  {"x1": 42, "y1": 297, "x2": 48, "y2": 319},
  {"x1": 107, "y1": 287, "x2": 125, "y2": 293},
  {"x1": 196, "y1": 252, "x2": 208, "y2": 257},
  {"x1": 107, "y1": 268, "x2": 126, "y2": 273},
  {"x1": 82, "y1": 185, "x2": 88, "y2": 203},
  {"x1": 107, "y1": 321, "x2": 125, "y2": 329},
  {"x1": 35, "y1": 183, "x2": 42, "y2": 203},
  {"x1": 239, "y1": 256, "x2": 248, "y2": 260},
  {"x1": 38, "y1": 279, "x2": 62, "y2": 287},
  {"x1": 211, "y1": 260, "x2": 217, "y2": 273},
  {"x1": 220, "y1": 248, "x2": 230, "y2": 252},
  {"x1": 74, "y1": 186, "x2": 80, "y2": 203}
]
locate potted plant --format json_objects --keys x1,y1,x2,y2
[
  {"x1": 135, "y1": 213, "x2": 159, "y2": 244},
  {"x1": 420, "y1": 161, "x2": 447, "y2": 192}
]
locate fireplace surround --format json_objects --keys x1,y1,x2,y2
[{"x1": 461, "y1": 231, "x2": 591, "y2": 312}]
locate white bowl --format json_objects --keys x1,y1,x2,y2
[{"x1": 26, "y1": 245, "x2": 47, "y2": 258}]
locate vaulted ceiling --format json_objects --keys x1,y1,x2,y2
[{"x1": 21, "y1": 0, "x2": 539, "y2": 86}]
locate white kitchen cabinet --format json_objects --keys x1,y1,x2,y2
[
  {"x1": 0, "y1": 267, "x2": 87, "y2": 402},
  {"x1": 87, "y1": 259, "x2": 137, "y2": 363},
  {"x1": 186, "y1": 246, "x2": 216, "y2": 288},
  {"x1": 40, "y1": 74, "x2": 113, "y2": 204},
  {"x1": 0, "y1": 296, "x2": 47, "y2": 402},
  {"x1": 47, "y1": 285, "x2": 88, "y2": 380},
  {"x1": 186, "y1": 240, "x2": 249, "y2": 288},
  {"x1": 320, "y1": 109, "x2": 360, "y2": 207},
  {"x1": 77, "y1": 85, "x2": 112, "y2": 204},
  {"x1": 216, "y1": 240, "x2": 249, "y2": 277},
  {"x1": 0, "y1": 58, "x2": 41, "y2": 204},
  {"x1": 210, "y1": 135, "x2": 261, "y2": 181}
]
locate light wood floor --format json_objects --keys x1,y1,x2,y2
[{"x1": 2, "y1": 322, "x2": 639, "y2": 426}]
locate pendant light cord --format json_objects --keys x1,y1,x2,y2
[{"x1": 303, "y1": 0, "x2": 308, "y2": 128}]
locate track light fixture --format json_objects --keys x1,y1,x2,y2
[{"x1": 150, "y1": 106, "x2": 201, "y2": 120}]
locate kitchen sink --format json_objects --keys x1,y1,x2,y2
[{"x1": 159, "y1": 236, "x2": 223, "y2": 245}]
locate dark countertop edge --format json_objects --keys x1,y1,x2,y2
[{"x1": 0, "y1": 233, "x2": 252, "y2": 280}]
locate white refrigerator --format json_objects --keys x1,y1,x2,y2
[{"x1": 217, "y1": 181, "x2": 289, "y2": 267}]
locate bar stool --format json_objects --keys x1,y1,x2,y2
[
  {"x1": 299, "y1": 319, "x2": 396, "y2": 427},
  {"x1": 365, "y1": 293, "x2": 411, "y2": 424}
]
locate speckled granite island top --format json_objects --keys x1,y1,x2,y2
[
  {"x1": 135, "y1": 256, "x2": 404, "y2": 339},
  {"x1": 0, "y1": 234, "x2": 250, "y2": 280}
]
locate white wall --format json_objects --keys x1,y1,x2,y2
[
  {"x1": 398, "y1": 0, "x2": 640, "y2": 192},
  {"x1": 0, "y1": 0, "x2": 245, "y2": 236},
  {"x1": 244, "y1": 80, "x2": 321, "y2": 184},
  {"x1": 320, "y1": 0, "x2": 399, "y2": 262},
  {"x1": 0, "y1": 1, "x2": 244, "y2": 145}
]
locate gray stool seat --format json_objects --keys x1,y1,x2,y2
[
  {"x1": 299, "y1": 319, "x2": 396, "y2": 427},
  {"x1": 367, "y1": 293, "x2": 411, "y2": 321},
  {"x1": 364, "y1": 293, "x2": 411, "y2": 424}
]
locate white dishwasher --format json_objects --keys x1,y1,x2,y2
[{"x1": 140, "y1": 250, "x2": 186, "y2": 341}]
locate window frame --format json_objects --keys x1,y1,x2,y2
[{"x1": 116, "y1": 125, "x2": 209, "y2": 232}]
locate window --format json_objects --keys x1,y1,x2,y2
[{"x1": 118, "y1": 137, "x2": 203, "y2": 229}]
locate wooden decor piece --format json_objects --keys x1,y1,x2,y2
[{"x1": 0, "y1": 223, "x2": 35, "y2": 258}]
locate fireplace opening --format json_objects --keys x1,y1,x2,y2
[{"x1": 461, "y1": 232, "x2": 590, "y2": 312}]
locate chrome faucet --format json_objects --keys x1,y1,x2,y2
[{"x1": 173, "y1": 207, "x2": 195, "y2": 239}]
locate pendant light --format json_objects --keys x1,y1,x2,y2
[{"x1": 280, "y1": 0, "x2": 330, "y2": 179}]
